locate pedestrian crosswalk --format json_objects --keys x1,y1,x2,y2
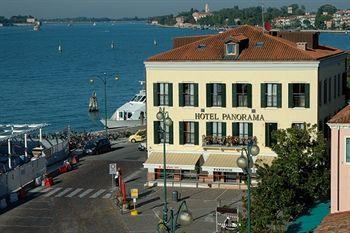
[{"x1": 29, "y1": 186, "x2": 114, "y2": 199}]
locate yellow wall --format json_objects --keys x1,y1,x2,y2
[{"x1": 145, "y1": 59, "x2": 346, "y2": 157}]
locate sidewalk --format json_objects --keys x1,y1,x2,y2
[{"x1": 119, "y1": 169, "x2": 243, "y2": 233}]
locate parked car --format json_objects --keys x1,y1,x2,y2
[
  {"x1": 83, "y1": 138, "x2": 111, "y2": 155},
  {"x1": 128, "y1": 129, "x2": 146, "y2": 143}
]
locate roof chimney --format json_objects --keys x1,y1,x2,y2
[{"x1": 296, "y1": 42, "x2": 307, "y2": 51}]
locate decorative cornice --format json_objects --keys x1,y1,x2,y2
[{"x1": 144, "y1": 61, "x2": 320, "y2": 71}]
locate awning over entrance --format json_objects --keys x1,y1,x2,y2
[
  {"x1": 202, "y1": 154, "x2": 276, "y2": 173},
  {"x1": 143, "y1": 152, "x2": 202, "y2": 170}
]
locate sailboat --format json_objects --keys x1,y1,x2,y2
[
  {"x1": 88, "y1": 91, "x2": 99, "y2": 112},
  {"x1": 111, "y1": 41, "x2": 115, "y2": 49},
  {"x1": 153, "y1": 39, "x2": 157, "y2": 45},
  {"x1": 58, "y1": 44, "x2": 63, "y2": 53},
  {"x1": 93, "y1": 22, "x2": 97, "y2": 26}
]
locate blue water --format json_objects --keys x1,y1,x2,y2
[
  {"x1": 0, "y1": 23, "x2": 349, "y2": 132},
  {"x1": 0, "y1": 22, "x2": 211, "y2": 132}
]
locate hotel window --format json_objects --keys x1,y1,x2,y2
[
  {"x1": 226, "y1": 43, "x2": 237, "y2": 56},
  {"x1": 318, "y1": 81, "x2": 322, "y2": 106},
  {"x1": 232, "y1": 122, "x2": 253, "y2": 139},
  {"x1": 292, "y1": 123, "x2": 305, "y2": 130},
  {"x1": 179, "y1": 83, "x2": 198, "y2": 107},
  {"x1": 288, "y1": 83, "x2": 310, "y2": 108},
  {"x1": 328, "y1": 78, "x2": 332, "y2": 102},
  {"x1": 232, "y1": 83, "x2": 252, "y2": 108},
  {"x1": 323, "y1": 80, "x2": 328, "y2": 104},
  {"x1": 206, "y1": 122, "x2": 226, "y2": 138},
  {"x1": 265, "y1": 123, "x2": 278, "y2": 147},
  {"x1": 153, "y1": 121, "x2": 173, "y2": 144},
  {"x1": 179, "y1": 121, "x2": 199, "y2": 145},
  {"x1": 206, "y1": 83, "x2": 226, "y2": 107},
  {"x1": 338, "y1": 74, "x2": 341, "y2": 97},
  {"x1": 261, "y1": 83, "x2": 282, "y2": 108},
  {"x1": 346, "y1": 138, "x2": 350, "y2": 163},
  {"x1": 153, "y1": 83, "x2": 173, "y2": 106},
  {"x1": 342, "y1": 72, "x2": 347, "y2": 95},
  {"x1": 334, "y1": 76, "x2": 337, "y2": 99}
]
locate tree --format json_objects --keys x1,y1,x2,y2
[
  {"x1": 242, "y1": 124, "x2": 330, "y2": 232},
  {"x1": 315, "y1": 4, "x2": 337, "y2": 29},
  {"x1": 302, "y1": 19, "x2": 311, "y2": 29}
]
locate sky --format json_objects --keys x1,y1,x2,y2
[{"x1": 0, "y1": 0, "x2": 350, "y2": 19}]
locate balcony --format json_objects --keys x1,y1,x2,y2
[{"x1": 202, "y1": 135, "x2": 257, "y2": 150}]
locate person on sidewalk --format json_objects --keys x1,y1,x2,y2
[{"x1": 114, "y1": 170, "x2": 119, "y2": 187}]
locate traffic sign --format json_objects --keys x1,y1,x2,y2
[
  {"x1": 109, "y1": 163, "x2": 117, "y2": 174},
  {"x1": 131, "y1": 188, "x2": 139, "y2": 199}
]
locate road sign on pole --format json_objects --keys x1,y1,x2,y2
[
  {"x1": 109, "y1": 163, "x2": 117, "y2": 174},
  {"x1": 131, "y1": 189, "x2": 139, "y2": 199}
]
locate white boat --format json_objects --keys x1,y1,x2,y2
[
  {"x1": 58, "y1": 44, "x2": 63, "y2": 53},
  {"x1": 33, "y1": 21, "x2": 41, "y2": 31},
  {"x1": 88, "y1": 91, "x2": 99, "y2": 112},
  {"x1": 101, "y1": 81, "x2": 146, "y2": 129},
  {"x1": 93, "y1": 22, "x2": 97, "y2": 26}
]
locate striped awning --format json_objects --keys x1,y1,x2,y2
[
  {"x1": 202, "y1": 154, "x2": 276, "y2": 173},
  {"x1": 143, "y1": 152, "x2": 202, "y2": 170}
]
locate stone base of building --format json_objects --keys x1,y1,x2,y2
[{"x1": 145, "y1": 180, "x2": 249, "y2": 190}]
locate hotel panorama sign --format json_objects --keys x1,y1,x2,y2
[{"x1": 194, "y1": 112, "x2": 265, "y2": 121}]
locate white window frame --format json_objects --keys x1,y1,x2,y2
[
  {"x1": 226, "y1": 43, "x2": 237, "y2": 56},
  {"x1": 344, "y1": 137, "x2": 350, "y2": 165}
]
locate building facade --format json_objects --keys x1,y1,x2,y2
[
  {"x1": 328, "y1": 106, "x2": 350, "y2": 213},
  {"x1": 143, "y1": 25, "x2": 347, "y2": 188}
]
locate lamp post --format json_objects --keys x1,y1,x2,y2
[
  {"x1": 90, "y1": 72, "x2": 119, "y2": 136},
  {"x1": 236, "y1": 140, "x2": 260, "y2": 233},
  {"x1": 156, "y1": 107, "x2": 173, "y2": 224}
]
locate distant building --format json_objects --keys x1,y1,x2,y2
[
  {"x1": 26, "y1": 18, "x2": 36, "y2": 24},
  {"x1": 151, "y1": 20, "x2": 159, "y2": 25},
  {"x1": 325, "y1": 20, "x2": 333, "y2": 29},
  {"x1": 192, "y1": 3, "x2": 213, "y2": 22},
  {"x1": 205, "y1": 3, "x2": 210, "y2": 13},
  {"x1": 0, "y1": 23, "x2": 3, "y2": 27},
  {"x1": 176, "y1": 16, "x2": 184, "y2": 25},
  {"x1": 288, "y1": 6, "x2": 293, "y2": 14}
]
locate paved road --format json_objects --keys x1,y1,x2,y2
[{"x1": 0, "y1": 142, "x2": 147, "y2": 233}]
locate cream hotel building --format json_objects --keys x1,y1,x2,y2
[{"x1": 143, "y1": 25, "x2": 347, "y2": 188}]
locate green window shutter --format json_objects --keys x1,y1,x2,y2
[
  {"x1": 222, "y1": 122, "x2": 226, "y2": 137},
  {"x1": 232, "y1": 123, "x2": 239, "y2": 137},
  {"x1": 247, "y1": 84, "x2": 252, "y2": 108},
  {"x1": 248, "y1": 123, "x2": 253, "y2": 137},
  {"x1": 168, "y1": 83, "x2": 173, "y2": 106},
  {"x1": 153, "y1": 83, "x2": 159, "y2": 106},
  {"x1": 194, "y1": 83, "x2": 199, "y2": 107},
  {"x1": 221, "y1": 84, "x2": 226, "y2": 107},
  {"x1": 179, "y1": 122, "x2": 184, "y2": 145},
  {"x1": 271, "y1": 123, "x2": 278, "y2": 146},
  {"x1": 179, "y1": 83, "x2": 184, "y2": 107},
  {"x1": 194, "y1": 122, "x2": 199, "y2": 145},
  {"x1": 277, "y1": 84, "x2": 282, "y2": 108},
  {"x1": 305, "y1": 84, "x2": 310, "y2": 108},
  {"x1": 261, "y1": 83, "x2": 266, "y2": 108},
  {"x1": 169, "y1": 123, "x2": 173, "y2": 144},
  {"x1": 232, "y1": 84, "x2": 238, "y2": 107},
  {"x1": 265, "y1": 123, "x2": 270, "y2": 147},
  {"x1": 288, "y1": 84, "x2": 293, "y2": 108},
  {"x1": 206, "y1": 84, "x2": 212, "y2": 107},
  {"x1": 154, "y1": 121, "x2": 160, "y2": 144},
  {"x1": 206, "y1": 122, "x2": 212, "y2": 136}
]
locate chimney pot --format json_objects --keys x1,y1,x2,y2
[{"x1": 296, "y1": 42, "x2": 307, "y2": 50}]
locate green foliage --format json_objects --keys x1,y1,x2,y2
[
  {"x1": 315, "y1": 4, "x2": 337, "y2": 29},
  {"x1": 149, "y1": 14, "x2": 176, "y2": 26},
  {"x1": 245, "y1": 124, "x2": 329, "y2": 232}
]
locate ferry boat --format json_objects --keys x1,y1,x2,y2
[{"x1": 101, "y1": 81, "x2": 146, "y2": 129}]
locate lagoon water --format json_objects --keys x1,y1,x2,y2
[{"x1": 0, "y1": 23, "x2": 349, "y2": 132}]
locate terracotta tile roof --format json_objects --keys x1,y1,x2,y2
[
  {"x1": 147, "y1": 25, "x2": 344, "y2": 62},
  {"x1": 315, "y1": 211, "x2": 350, "y2": 233},
  {"x1": 328, "y1": 105, "x2": 350, "y2": 124},
  {"x1": 173, "y1": 35, "x2": 212, "y2": 48}
]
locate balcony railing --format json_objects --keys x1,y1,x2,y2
[{"x1": 202, "y1": 135, "x2": 257, "y2": 148}]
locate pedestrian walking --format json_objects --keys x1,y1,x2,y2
[{"x1": 114, "y1": 170, "x2": 119, "y2": 187}]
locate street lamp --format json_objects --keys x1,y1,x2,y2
[
  {"x1": 236, "y1": 140, "x2": 260, "y2": 233},
  {"x1": 157, "y1": 200, "x2": 193, "y2": 233},
  {"x1": 156, "y1": 107, "x2": 173, "y2": 224},
  {"x1": 90, "y1": 72, "x2": 119, "y2": 136}
]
